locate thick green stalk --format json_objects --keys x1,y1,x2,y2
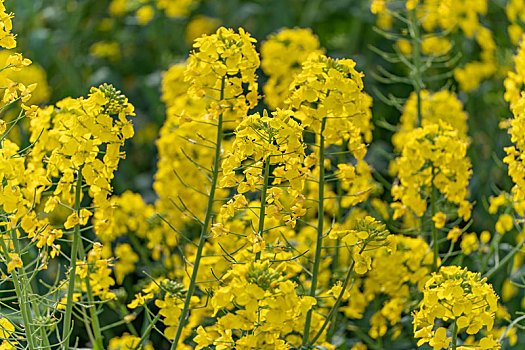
[
  {"x1": 62, "y1": 170, "x2": 83, "y2": 349},
  {"x1": 451, "y1": 320, "x2": 458, "y2": 350},
  {"x1": 170, "y1": 77, "x2": 225, "y2": 349},
  {"x1": 301, "y1": 117, "x2": 327, "y2": 347},
  {"x1": 0, "y1": 234, "x2": 36, "y2": 350},
  {"x1": 431, "y1": 181, "x2": 438, "y2": 272},
  {"x1": 409, "y1": 9, "x2": 423, "y2": 127},
  {"x1": 255, "y1": 157, "x2": 271, "y2": 261}
]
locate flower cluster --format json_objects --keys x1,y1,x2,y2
[
  {"x1": 219, "y1": 109, "x2": 306, "y2": 235},
  {"x1": 197, "y1": 259, "x2": 326, "y2": 349},
  {"x1": 186, "y1": 26, "x2": 259, "y2": 122},
  {"x1": 391, "y1": 122, "x2": 472, "y2": 221},
  {"x1": 392, "y1": 90, "x2": 468, "y2": 151},
  {"x1": 287, "y1": 53, "x2": 372, "y2": 149},
  {"x1": 413, "y1": 266, "x2": 500, "y2": 350},
  {"x1": 328, "y1": 216, "x2": 391, "y2": 275},
  {"x1": 260, "y1": 28, "x2": 323, "y2": 109},
  {"x1": 76, "y1": 242, "x2": 117, "y2": 300},
  {"x1": 505, "y1": 34, "x2": 525, "y2": 109},
  {"x1": 504, "y1": 91, "x2": 525, "y2": 202}
]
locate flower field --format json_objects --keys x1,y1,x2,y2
[{"x1": 1, "y1": 0, "x2": 525, "y2": 349}]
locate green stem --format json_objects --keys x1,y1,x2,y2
[
  {"x1": 62, "y1": 169, "x2": 83, "y2": 349},
  {"x1": 484, "y1": 235, "x2": 525, "y2": 280},
  {"x1": 431, "y1": 181, "x2": 438, "y2": 272},
  {"x1": 0, "y1": 233, "x2": 36, "y2": 350},
  {"x1": 11, "y1": 228, "x2": 50, "y2": 348},
  {"x1": 307, "y1": 244, "x2": 366, "y2": 348},
  {"x1": 77, "y1": 240, "x2": 103, "y2": 346},
  {"x1": 481, "y1": 232, "x2": 502, "y2": 273},
  {"x1": 409, "y1": 8, "x2": 423, "y2": 127},
  {"x1": 301, "y1": 117, "x2": 327, "y2": 347},
  {"x1": 132, "y1": 313, "x2": 161, "y2": 350},
  {"x1": 170, "y1": 77, "x2": 225, "y2": 349},
  {"x1": 451, "y1": 320, "x2": 458, "y2": 350},
  {"x1": 327, "y1": 141, "x2": 346, "y2": 341},
  {"x1": 330, "y1": 141, "x2": 345, "y2": 281},
  {"x1": 255, "y1": 157, "x2": 271, "y2": 261}
]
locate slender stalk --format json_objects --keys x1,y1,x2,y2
[
  {"x1": 306, "y1": 244, "x2": 366, "y2": 347},
  {"x1": 451, "y1": 319, "x2": 458, "y2": 350},
  {"x1": 330, "y1": 141, "x2": 345, "y2": 280},
  {"x1": 132, "y1": 313, "x2": 161, "y2": 350},
  {"x1": 62, "y1": 169, "x2": 83, "y2": 349},
  {"x1": 327, "y1": 141, "x2": 345, "y2": 341},
  {"x1": 301, "y1": 117, "x2": 327, "y2": 347},
  {"x1": 11, "y1": 228, "x2": 50, "y2": 348},
  {"x1": 255, "y1": 157, "x2": 271, "y2": 261},
  {"x1": 484, "y1": 235, "x2": 525, "y2": 280},
  {"x1": 77, "y1": 240, "x2": 103, "y2": 346},
  {"x1": 431, "y1": 180, "x2": 438, "y2": 272},
  {"x1": 409, "y1": 8, "x2": 423, "y2": 127},
  {"x1": 0, "y1": 234, "x2": 36, "y2": 350},
  {"x1": 481, "y1": 232, "x2": 502, "y2": 273},
  {"x1": 170, "y1": 77, "x2": 225, "y2": 349}
]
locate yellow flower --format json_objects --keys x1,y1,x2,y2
[
  {"x1": 261, "y1": 28, "x2": 323, "y2": 109},
  {"x1": 432, "y1": 212, "x2": 446, "y2": 229},
  {"x1": 495, "y1": 214, "x2": 513, "y2": 233},
  {"x1": 413, "y1": 266, "x2": 500, "y2": 349},
  {"x1": 135, "y1": 5, "x2": 155, "y2": 25},
  {"x1": 6, "y1": 253, "x2": 22, "y2": 272}
]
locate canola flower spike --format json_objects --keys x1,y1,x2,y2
[
  {"x1": 168, "y1": 27, "x2": 260, "y2": 348},
  {"x1": 22, "y1": 84, "x2": 136, "y2": 349},
  {"x1": 286, "y1": 53, "x2": 372, "y2": 151},
  {"x1": 285, "y1": 52, "x2": 374, "y2": 347},
  {"x1": 261, "y1": 27, "x2": 324, "y2": 109},
  {"x1": 155, "y1": 26, "x2": 261, "y2": 237},
  {"x1": 16, "y1": 85, "x2": 135, "y2": 265},
  {"x1": 390, "y1": 122, "x2": 472, "y2": 221},
  {"x1": 504, "y1": 82, "x2": 525, "y2": 203},
  {"x1": 218, "y1": 109, "x2": 307, "y2": 242},
  {"x1": 413, "y1": 266, "x2": 500, "y2": 350},
  {"x1": 392, "y1": 90, "x2": 469, "y2": 152},
  {"x1": 29, "y1": 84, "x2": 134, "y2": 209},
  {"x1": 155, "y1": 62, "x2": 222, "y2": 229},
  {"x1": 505, "y1": 34, "x2": 525, "y2": 109},
  {"x1": 186, "y1": 26, "x2": 259, "y2": 121},
  {"x1": 196, "y1": 259, "x2": 319, "y2": 349}
]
